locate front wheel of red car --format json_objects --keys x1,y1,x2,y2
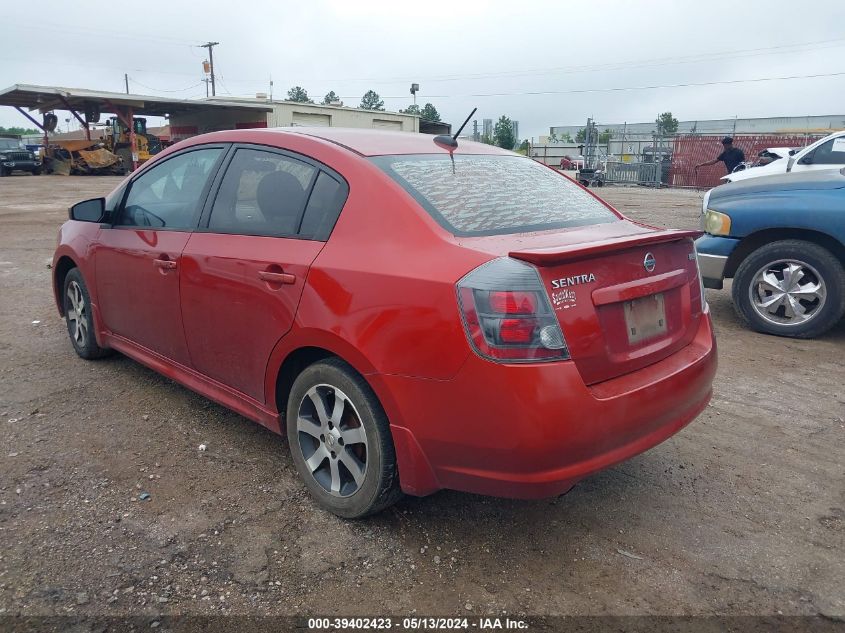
[
  {"x1": 286, "y1": 358, "x2": 402, "y2": 518},
  {"x1": 63, "y1": 268, "x2": 111, "y2": 360}
]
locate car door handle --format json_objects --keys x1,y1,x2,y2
[
  {"x1": 153, "y1": 258, "x2": 177, "y2": 271},
  {"x1": 258, "y1": 270, "x2": 296, "y2": 284}
]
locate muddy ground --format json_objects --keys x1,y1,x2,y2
[{"x1": 0, "y1": 175, "x2": 842, "y2": 623}]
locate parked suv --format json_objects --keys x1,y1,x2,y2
[{"x1": 0, "y1": 134, "x2": 42, "y2": 176}]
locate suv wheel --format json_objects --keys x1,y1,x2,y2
[
  {"x1": 63, "y1": 268, "x2": 111, "y2": 359},
  {"x1": 732, "y1": 240, "x2": 845, "y2": 338},
  {"x1": 286, "y1": 358, "x2": 402, "y2": 518}
]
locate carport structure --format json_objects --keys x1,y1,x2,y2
[{"x1": 0, "y1": 84, "x2": 272, "y2": 170}]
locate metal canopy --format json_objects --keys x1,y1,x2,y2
[{"x1": 0, "y1": 84, "x2": 273, "y2": 117}]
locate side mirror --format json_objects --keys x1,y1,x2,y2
[
  {"x1": 786, "y1": 156, "x2": 796, "y2": 172},
  {"x1": 69, "y1": 197, "x2": 105, "y2": 222}
]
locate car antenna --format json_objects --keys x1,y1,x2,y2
[{"x1": 434, "y1": 107, "x2": 477, "y2": 173}]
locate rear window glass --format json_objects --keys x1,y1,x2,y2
[{"x1": 372, "y1": 154, "x2": 618, "y2": 236}]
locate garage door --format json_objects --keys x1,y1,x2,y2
[
  {"x1": 373, "y1": 119, "x2": 402, "y2": 130},
  {"x1": 292, "y1": 112, "x2": 331, "y2": 127}
]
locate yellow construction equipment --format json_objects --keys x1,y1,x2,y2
[{"x1": 102, "y1": 117, "x2": 162, "y2": 171}]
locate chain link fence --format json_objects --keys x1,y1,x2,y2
[{"x1": 531, "y1": 131, "x2": 829, "y2": 189}]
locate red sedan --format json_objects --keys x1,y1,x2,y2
[{"x1": 53, "y1": 128, "x2": 716, "y2": 518}]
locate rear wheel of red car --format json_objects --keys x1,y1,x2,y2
[
  {"x1": 63, "y1": 268, "x2": 111, "y2": 359},
  {"x1": 732, "y1": 240, "x2": 845, "y2": 339},
  {"x1": 286, "y1": 358, "x2": 402, "y2": 518}
]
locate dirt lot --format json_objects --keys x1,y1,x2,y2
[{"x1": 0, "y1": 175, "x2": 842, "y2": 622}]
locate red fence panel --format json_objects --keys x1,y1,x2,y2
[{"x1": 667, "y1": 134, "x2": 825, "y2": 188}]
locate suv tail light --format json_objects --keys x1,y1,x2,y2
[{"x1": 457, "y1": 258, "x2": 569, "y2": 362}]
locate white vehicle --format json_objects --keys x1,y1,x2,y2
[{"x1": 721, "y1": 130, "x2": 845, "y2": 183}]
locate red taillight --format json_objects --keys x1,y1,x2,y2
[
  {"x1": 488, "y1": 290, "x2": 537, "y2": 314},
  {"x1": 457, "y1": 258, "x2": 569, "y2": 363},
  {"x1": 499, "y1": 318, "x2": 536, "y2": 344}
]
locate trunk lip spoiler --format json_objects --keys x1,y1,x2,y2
[{"x1": 509, "y1": 229, "x2": 703, "y2": 265}]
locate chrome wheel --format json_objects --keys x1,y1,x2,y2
[
  {"x1": 66, "y1": 280, "x2": 89, "y2": 347},
  {"x1": 296, "y1": 384, "x2": 368, "y2": 498},
  {"x1": 749, "y1": 259, "x2": 826, "y2": 326}
]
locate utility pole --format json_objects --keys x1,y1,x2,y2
[
  {"x1": 200, "y1": 41, "x2": 219, "y2": 96},
  {"x1": 124, "y1": 73, "x2": 129, "y2": 94}
]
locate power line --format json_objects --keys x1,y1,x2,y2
[
  {"x1": 128, "y1": 77, "x2": 204, "y2": 93},
  {"x1": 267, "y1": 37, "x2": 845, "y2": 85},
  {"x1": 336, "y1": 70, "x2": 845, "y2": 100}
]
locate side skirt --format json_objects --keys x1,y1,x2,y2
[{"x1": 104, "y1": 332, "x2": 282, "y2": 435}]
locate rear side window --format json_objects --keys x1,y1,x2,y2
[
  {"x1": 373, "y1": 154, "x2": 618, "y2": 236},
  {"x1": 208, "y1": 148, "x2": 316, "y2": 237},
  {"x1": 298, "y1": 172, "x2": 348, "y2": 240}
]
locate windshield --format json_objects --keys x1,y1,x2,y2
[
  {"x1": 0, "y1": 139, "x2": 22, "y2": 150},
  {"x1": 372, "y1": 154, "x2": 619, "y2": 236}
]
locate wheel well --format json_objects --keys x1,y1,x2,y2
[
  {"x1": 725, "y1": 229, "x2": 845, "y2": 278},
  {"x1": 274, "y1": 347, "x2": 336, "y2": 422},
  {"x1": 53, "y1": 256, "x2": 78, "y2": 315}
]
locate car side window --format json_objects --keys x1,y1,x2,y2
[
  {"x1": 117, "y1": 148, "x2": 223, "y2": 229},
  {"x1": 207, "y1": 148, "x2": 316, "y2": 237},
  {"x1": 811, "y1": 138, "x2": 845, "y2": 165},
  {"x1": 298, "y1": 171, "x2": 348, "y2": 241}
]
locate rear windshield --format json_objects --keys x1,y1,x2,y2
[{"x1": 372, "y1": 154, "x2": 618, "y2": 236}]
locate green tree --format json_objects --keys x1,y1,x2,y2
[
  {"x1": 575, "y1": 128, "x2": 586, "y2": 143},
  {"x1": 655, "y1": 111, "x2": 679, "y2": 136},
  {"x1": 400, "y1": 104, "x2": 421, "y2": 115},
  {"x1": 493, "y1": 115, "x2": 516, "y2": 150},
  {"x1": 517, "y1": 139, "x2": 529, "y2": 154},
  {"x1": 359, "y1": 90, "x2": 385, "y2": 111},
  {"x1": 287, "y1": 86, "x2": 313, "y2": 103},
  {"x1": 0, "y1": 126, "x2": 39, "y2": 135},
  {"x1": 480, "y1": 133, "x2": 494, "y2": 145},
  {"x1": 420, "y1": 103, "x2": 441, "y2": 122},
  {"x1": 599, "y1": 129, "x2": 613, "y2": 144},
  {"x1": 322, "y1": 91, "x2": 341, "y2": 105}
]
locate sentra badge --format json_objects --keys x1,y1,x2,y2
[{"x1": 550, "y1": 273, "x2": 596, "y2": 289}]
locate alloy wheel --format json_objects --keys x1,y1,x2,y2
[
  {"x1": 295, "y1": 384, "x2": 368, "y2": 497},
  {"x1": 66, "y1": 280, "x2": 89, "y2": 347},
  {"x1": 749, "y1": 259, "x2": 827, "y2": 326}
]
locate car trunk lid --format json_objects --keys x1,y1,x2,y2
[{"x1": 509, "y1": 228, "x2": 704, "y2": 384}]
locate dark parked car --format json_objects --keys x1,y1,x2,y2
[
  {"x1": 0, "y1": 134, "x2": 42, "y2": 176},
  {"x1": 696, "y1": 168, "x2": 845, "y2": 338}
]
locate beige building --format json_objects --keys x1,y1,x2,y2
[
  {"x1": 169, "y1": 97, "x2": 419, "y2": 142},
  {"x1": 0, "y1": 84, "x2": 422, "y2": 146}
]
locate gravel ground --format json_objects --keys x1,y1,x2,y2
[{"x1": 0, "y1": 174, "x2": 842, "y2": 622}]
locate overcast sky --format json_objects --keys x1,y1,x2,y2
[{"x1": 2, "y1": 0, "x2": 844, "y2": 139}]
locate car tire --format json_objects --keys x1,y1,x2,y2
[
  {"x1": 0, "y1": 167, "x2": 10, "y2": 177},
  {"x1": 63, "y1": 268, "x2": 111, "y2": 359},
  {"x1": 286, "y1": 358, "x2": 402, "y2": 518},
  {"x1": 732, "y1": 240, "x2": 845, "y2": 338},
  {"x1": 32, "y1": 167, "x2": 42, "y2": 176}
]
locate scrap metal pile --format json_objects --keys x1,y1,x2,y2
[{"x1": 45, "y1": 139, "x2": 125, "y2": 176}]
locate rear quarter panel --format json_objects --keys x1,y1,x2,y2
[{"x1": 284, "y1": 160, "x2": 490, "y2": 382}]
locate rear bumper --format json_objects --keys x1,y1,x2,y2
[{"x1": 381, "y1": 313, "x2": 717, "y2": 498}]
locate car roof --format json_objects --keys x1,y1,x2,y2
[{"x1": 241, "y1": 127, "x2": 516, "y2": 157}]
